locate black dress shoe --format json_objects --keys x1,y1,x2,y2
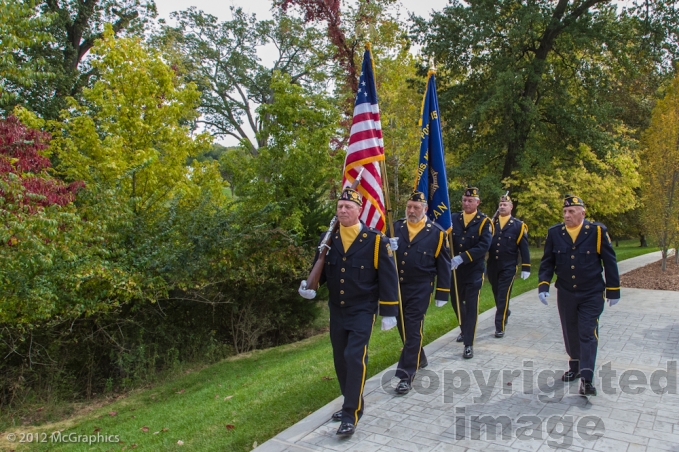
[
  {"x1": 331, "y1": 409, "x2": 342, "y2": 421},
  {"x1": 463, "y1": 346, "x2": 473, "y2": 359},
  {"x1": 336, "y1": 422, "x2": 355, "y2": 437},
  {"x1": 395, "y1": 379, "x2": 411, "y2": 395},
  {"x1": 561, "y1": 371, "x2": 580, "y2": 382},
  {"x1": 456, "y1": 333, "x2": 464, "y2": 343},
  {"x1": 494, "y1": 330, "x2": 504, "y2": 338},
  {"x1": 579, "y1": 381, "x2": 597, "y2": 396}
]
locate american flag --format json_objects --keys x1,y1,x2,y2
[{"x1": 342, "y1": 47, "x2": 386, "y2": 232}]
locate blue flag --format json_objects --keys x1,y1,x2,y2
[{"x1": 414, "y1": 72, "x2": 452, "y2": 232}]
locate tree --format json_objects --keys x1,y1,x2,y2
[
  {"x1": 412, "y1": 0, "x2": 679, "y2": 230},
  {"x1": 49, "y1": 25, "x2": 213, "y2": 215},
  {"x1": 221, "y1": 71, "x2": 343, "y2": 241},
  {"x1": 156, "y1": 7, "x2": 332, "y2": 155},
  {"x1": 641, "y1": 72, "x2": 679, "y2": 270},
  {"x1": 0, "y1": 0, "x2": 53, "y2": 108},
  {"x1": 4, "y1": 0, "x2": 156, "y2": 119}
]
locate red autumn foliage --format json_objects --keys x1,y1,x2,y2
[{"x1": 0, "y1": 116, "x2": 84, "y2": 210}]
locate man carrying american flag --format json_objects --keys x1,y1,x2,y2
[{"x1": 298, "y1": 45, "x2": 400, "y2": 437}]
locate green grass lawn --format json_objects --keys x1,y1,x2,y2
[{"x1": 1, "y1": 240, "x2": 656, "y2": 451}]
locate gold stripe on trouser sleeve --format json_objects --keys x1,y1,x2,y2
[
  {"x1": 354, "y1": 314, "x2": 376, "y2": 425},
  {"x1": 415, "y1": 316, "x2": 425, "y2": 374},
  {"x1": 594, "y1": 318, "x2": 599, "y2": 341},
  {"x1": 501, "y1": 266, "x2": 517, "y2": 331},
  {"x1": 453, "y1": 269, "x2": 462, "y2": 330},
  {"x1": 472, "y1": 274, "x2": 484, "y2": 344}
]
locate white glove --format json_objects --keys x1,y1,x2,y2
[
  {"x1": 435, "y1": 299, "x2": 447, "y2": 308},
  {"x1": 538, "y1": 292, "x2": 549, "y2": 306},
  {"x1": 381, "y1": 316, "x2": 397, "y2": 331},
  {"x1": 521, "y1": 271, "x2": 530, "y2": 280},
  {"x1": 451, "y1": 255, "x2": 463, "y2": 270},
  {"x1": 389, "y1": 237, "x2": 399, "y2": 251},
  {"x1": 607, "y1": 298, "x2": 619, "y2": 307},
  {"x1": 298, "y1": 280, "x2": 317, "y2": 300}
]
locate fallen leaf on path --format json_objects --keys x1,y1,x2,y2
[
  {"x1": 108, "y1": 411, "x2": 117, "y2": 416},
  {"x1": 140, "y1": 426, "x2": 149, "y2": 432},
  {"x1": 224, "y1": 395, "x2": 233, "y2": 400},
  {"x1": 177, "y1": 440, "x2": 184, "y2": 445},
  {"x1": 176, "y1": 389, "x2": 185, "y2": 394},
  {"x1": 321, "y1": 376, "x2": 334, "y2": 380},
  {"x1": 93, "y1": 427, "x2": 101, "y2": 433},
  {"x1": 162, "y1": 428, "x2": 169, "y2": 432},
  {"x1": 226, "y1": 424, "x2": 236, "y2": 430}
]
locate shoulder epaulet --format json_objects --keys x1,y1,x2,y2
[{"x1": 549, "y1": 223, "x2": 564, "y2": 231}]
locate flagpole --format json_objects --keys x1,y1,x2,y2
[{"x1": 365, "y1": 42, "x2": 407, "y2": 344}]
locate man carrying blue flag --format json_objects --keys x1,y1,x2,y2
[
  {"x1": 387, "y1": 70, "x2": 452, "y2": 394},
  {"x1": 389, "y1": 192, "x2": 451, "y2": 395}
]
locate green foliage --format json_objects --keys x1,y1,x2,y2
[
  {"x1": 0, "y1": 0, "x2": 53, "y2": 107},
  {"x1": 412, "y1": 0, "x2": 676, "y2": 233},
  {"x1": 1, "y1": 29, "x2": 323, "y2": 408},
  {"x1": 156, "y1": 7, "x2": 332, "y2": 153},
  {"x1": 641, "y1": 68, "x2": 679, "y2": 268},
  {"x1": 226, "y1": 71, "x2": 342, "y2": 240}
]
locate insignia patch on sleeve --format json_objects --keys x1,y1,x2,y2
[
  {"x1": 386, "y1": 243, "x2": 393, "y2": 257},
  {"x1": 606, "y1": 232, "x2": 612, "y2": 244}
]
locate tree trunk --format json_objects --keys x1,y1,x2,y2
[
  {"x1": 501, "y1": 0, "x2": 609, "y2": 183},
  {"x1": 640, "y1": 234, "x2": 647, "y2": 247},
  {"x1": 662, "y1": 247, "x2": 667, "y2": 271}
]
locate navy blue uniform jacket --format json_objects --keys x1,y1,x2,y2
[
  {"x1": 315, "y1": 222, "x2": 400, "y2": 317},
  {"x1": 393, "y1": 218, "x2": 451, "y2": 301},
  {"x1": 489, "y1": 216, "x2": 531, "y2": 269},
  {"x1": 451, "y1": 211, "x2": 493, "y2": 277},
  {"x1": 538, "y1": 219, "x2": 620, "y2": 299}
]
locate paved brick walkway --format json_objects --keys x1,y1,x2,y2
[{"x1": 258, "y1": 251, "x2": 679, "y2": 452}]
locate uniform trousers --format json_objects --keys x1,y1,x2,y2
[
  {"x1": 487, "y1": 261, "x2": 517, "y2": 332},
  {"x1": 451, "y1": 272, "x2": 484, "y2": 346},
  {"x1": 329, "y1": 303, "x2": 376, "y2": 425},
  {"x1": 556, "y1": 288, "x2": 605, "y2": 382},
  {"x1": 395, "y1": 284, "x2": 431, "y2": 384}
]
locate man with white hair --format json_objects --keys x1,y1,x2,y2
[
  {"x1": 449, "y1": 185, "x2": 493, "y2": 359},
  {"x1": 388, "y1": 191, "x2": 451, "y2": 395},
  {"x1": 298, "y1": 187, "x2": 399, "y2": 436},
  {"x1": 538, "y1": 194, "x2": 620, "y2": 396}
]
